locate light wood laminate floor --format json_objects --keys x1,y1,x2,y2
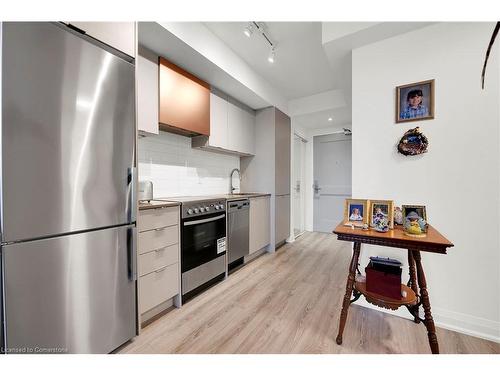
[{"x1": 119, "y1": 232, "x2": 499, "y2": 354}]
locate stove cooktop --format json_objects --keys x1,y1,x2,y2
[{"x1": 158, "y1": 196, "x2": 227, "y2": 219}]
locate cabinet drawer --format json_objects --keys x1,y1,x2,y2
[
  {"x1": 139, "y1": 263, "x2": 179, "y2": 314},
  {"x1": 138, "y1": 225, "x2": 178, "y2": 255},
  {"x1": 139, "y1": 243, "x2": 179, "y2": 277},
  {"x1": 138, "y1": 206, "x2": 179, "y2": 232}
]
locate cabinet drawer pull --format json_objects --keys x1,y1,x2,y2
[
  {"x1": 155, "y1": 266, "x2": 168, "y2": 274},
  {"x1": 155, "y1": 246, "x2": 168, "y2": 253}
]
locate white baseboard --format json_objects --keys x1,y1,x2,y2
[{"x1": 354, "y1": 299, "x2": 500, "y2": 343}]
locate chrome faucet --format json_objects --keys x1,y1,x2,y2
[{"x1": 230, "y1": 168, "x2": 241, "y2": 193}]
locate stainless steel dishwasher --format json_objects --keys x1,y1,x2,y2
[{"x1": 227, "y1": 199, "x2": 250, "y2": 269}]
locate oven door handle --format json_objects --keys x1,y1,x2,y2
[{"x1": 183, "y1": 214, "x2": 226, "y2": 226}]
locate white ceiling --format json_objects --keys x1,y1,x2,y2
[
  {"x1": 294, "y1": 107, "x2": 352, "y2": 129},
  {"x1": 204, "y1": 22, "x2": 336, "y2": 101}
]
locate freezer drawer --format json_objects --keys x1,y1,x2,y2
[
  {"x1": 2, "y1": 225, "x2": 137, "y2": 354},
  {"x1": 1, "y1": 23, "x2": 136, "y2": 243}
]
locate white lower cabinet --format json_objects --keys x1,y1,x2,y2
[
  {"x1": 249, "y1": 196, "x2": 271, "y2": 254},
  {"x1": 275, "y1": 194, "x2": 291, "y2": 246},
  {"x1": 139, "y1": 263, "x2": 179, "y2": 313},
  {"x1": 138, "y1": 243, "x2": 179, "y2": 277},
  {"x1": 138, "y1": 206, "x2": 181, "y2": 323}
]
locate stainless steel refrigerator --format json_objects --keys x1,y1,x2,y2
[{"x1": 0, "y1": 22, "x2": 137, "y2": 354}]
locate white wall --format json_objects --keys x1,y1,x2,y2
[
  {"x1": 138, "y1": 131, "x2": 239, "y2": 197},
  {"x1": 352, "y1": 22, "x2": 500, "y2": 342}
]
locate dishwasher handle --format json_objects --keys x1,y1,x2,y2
[{"x1": 228, "y1": 200, "x2": 250, "y2": 212}]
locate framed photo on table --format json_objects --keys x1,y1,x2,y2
[
  {"x1": 402, "y1": 205, "x2": 428, "y2": 236},
  {"x1": 396, "y1": 79, "x2": 434, "y2": 123},
  {"x1": 369, "y1": 200, "x2": 394, "y2": 229},
  {"x1": 343, "y1": 199, "x2": 369, "y2": 227}
]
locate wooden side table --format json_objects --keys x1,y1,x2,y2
[{"x1": 333, "y1": 223, "x2": 454, "y2": 354}]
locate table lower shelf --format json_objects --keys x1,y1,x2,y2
[{"x1": 354, "y1": 281, "x2": 417, "y2": 310}]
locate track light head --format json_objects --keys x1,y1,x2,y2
[
  {"x1": 268, "y1": 47, "x2": 275, "y2": 63},
  {"x1": 243, "y1": 24, "x2": 253, "y2": 37}
]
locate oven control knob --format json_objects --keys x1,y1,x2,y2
[
  {"x1": 214, "y1": 205, "x2": 220, "y2": 210},
  {"x1": 205, "y1": 206, "x2": 210, "y2": 212},
  {"x1": 200, "y1": 207, "x2": 205, "y2": 213},
  {"x1": 194, "y1": 208, "x2": 199, "y2": 214},
  {"x1": 220, "y1": 204, "x2": 225, "y2": 210},
  {"x1": 187, "y1": 208, "x2": 194, "y2": 215}
]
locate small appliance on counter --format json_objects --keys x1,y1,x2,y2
[
  {"x1": 138, "y1": 180, "x2": 153, "y2": 202},
  {"x1": 365, "y1": 257, "x2": 402, "y2": 299}
]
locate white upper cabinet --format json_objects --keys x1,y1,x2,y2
[
  {"x1": 227, "y1": 101, "x2": 245, "y2": 153},
  {"x1": 192, "y1": 92, "x2": 255, "y2": 156},
  {"x1": 68, "y1": 22, "x2": 136, "y2": 58},
  {"x1": 137, "y1": 51, "x2": 159, "y2": 135},
  {"x1": 208, "y1": 92, "x2": 228, "y2": 149},
  {"x1": 227, "y1": 101, "x2": 255, "y2": 155},
  {"x1": 242, "y1": 108, "x2": 256, "y2": 155}
]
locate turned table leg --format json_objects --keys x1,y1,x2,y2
[
  {"x1": 336, "y1": 241, "x2": 361, "y2": 345},
  {"x1": 407, "y1": 250, "x2": 420, "y2": 324},
  {"x1": 413, "y1": 250, "x2": 439, "y2": 354}
]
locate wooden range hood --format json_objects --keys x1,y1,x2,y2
[{"x1": 158, "y1": 57, "x2": 210, "y2": 137}]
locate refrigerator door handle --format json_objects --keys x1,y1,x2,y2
[
  {"x1": 127, "y1": 226, "x2": 137, "y2": 281},
  {"x1": 127, "y1": 167, "x2": 137, "y2": 223}
]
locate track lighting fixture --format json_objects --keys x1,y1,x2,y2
[{"x1": 244, "y1": 22, "x2": 277, "y2": 64}]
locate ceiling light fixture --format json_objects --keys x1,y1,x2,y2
[
  {"x1": 243, "y1": 23, "x2": 254, "y2": 37},
  {"x1": 268, "y1": 47, "x2": 275, "y2": 64},
  {"x1": 328, "y1": 117, "x2": 333, "y2": 122}
]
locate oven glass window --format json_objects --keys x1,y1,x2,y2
[{"x1": 182, "y1": 214, "x2": 226, "y2": 272}]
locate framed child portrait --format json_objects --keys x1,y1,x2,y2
[
  {"x1": 402, "y1": 205, "x2": 428, "y2": 236},
  {"x1": 343, "y1": 199, "x2": 369, "y2": 227},
  {"x1": 396, "y1": 79, "x2": 434, "y2": 123},
  {"x1": 369, "y1": 200, "x2": 394, "y2": 229}
]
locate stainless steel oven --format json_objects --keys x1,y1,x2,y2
[{"x1": 180, "y1": 199, "x2": 227, "y2": 301}]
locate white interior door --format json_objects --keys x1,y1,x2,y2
[
  {"x1": 293, "y1": 135, "x2": 306, "y2": 238},
  {"x1": 313, "y1": 133, "x2": 352, "y2": 233}
]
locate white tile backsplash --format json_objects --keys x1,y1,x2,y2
[{"x1": 138, "y1": 131, "x2": 240, "y2": 198}]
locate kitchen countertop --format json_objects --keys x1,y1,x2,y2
[
  {"x1": 157, "y1": 193, "x2": 271, "y2": 204},
  {"x1": 217, "y1": 193, "x2": 271, "y2": 201},
  {"x1": 138, "y1": 200, "x2": 181, "y2": 210}
]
